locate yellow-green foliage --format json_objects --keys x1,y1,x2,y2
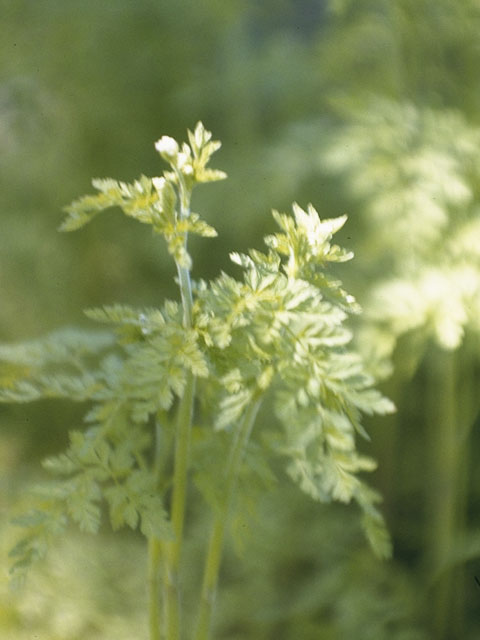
[{"x1": 2, "y1": 125, "x2": 393, "y2": 638}]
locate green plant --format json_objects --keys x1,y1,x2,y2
[
  {"x1": 318, "y1": 98, "x2": 480, "y2": 638},
  {"x1": 1, "y1": 123, "x2": 393, "y2": 639}
]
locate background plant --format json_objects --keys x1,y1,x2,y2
[
  {"x1": 320, "y1": 100, "x2": 480, "y2": 638},
  {"x1": 251, "y1": 3, "x2": 480, "y2": 636}
]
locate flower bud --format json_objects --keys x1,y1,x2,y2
[
  {"x1": 152, "y1": 176, "x2": 166, "y2": 192},
  {"x1": 177, "y1": 151, "x2": 194, "y2": 175},
  {"x1": 155, "y1": 136, "x2": 179, "y2": 160}
]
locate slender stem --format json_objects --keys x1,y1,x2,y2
[
  {"x1": 426, "y1": 347, "x2": 459, "y2": 639},
  {"x1": 170, "y1": 372, "x2": 195, "y2": 563},
  {"x1": 149, "y1": 538, "x2": 163, "y2": 640},
  {"x1": 163, "y1": 371, "x2": 196, "y2": 639},
  {"x1": 195, "y1": 398, "x2": 261, "y2": 640},
  {"x1": 174, "y1": 173, "x2": 193, "y2": 333},
  {"x1": 163, "y1": 174, "x2": 195, "y2": 639},
  {"x1": 153, "y1": 420, "x2": 164, "y2": 486},
  {"x1": 148, "y1": 417, "x2": 169, "y2": 640},
  {"x1": 177, "y1": 263, "x2": 193, "y2": 329},
  {"x1": 446, "y1": 336, "x2": 480, "y2": 637},
  {"x1": 163, "y1": 554, "x2": 180, "y2": 640}
]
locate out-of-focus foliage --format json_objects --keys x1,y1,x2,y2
[
  {"x1": 320, "y1": 101, "x2": 480, "y2": 366},
  {"x1": 1, "y1": 477, "x2": 425, "y2": 640},
  {"x1": 209, "y1": 485, "x2": 427, "y2": 640},
  {"x1": 1, "y1": 527, "x2": 148, "y2": 640}
]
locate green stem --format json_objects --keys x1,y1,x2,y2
[
  {"x1": 148, "y1": 417, "x2": 169, "y2": 640},
  {"x1": 163, "y1": 175, "x2": 195, "y2": 639},
  {"x1": 446, "y1": 336, "x2": 480, "y2": 637},
  {"x1": 149, "y1": 538, "x2": 163, "y2": 640},
  {"x1": 177, "y1": 263, "x2": 193, "y2": 329},
  {"x1": 163, "y1": 371, "x2": 195, "y2": 639},
  {"x1": 426, "y1": 347, "x2": 459, "y2": 639},
  {"x1": 195, "y1": 398, "x2": 262, "y2": 640},
  {"x1": 170, "y1": 372, "x2": 195, "y2": 561}
]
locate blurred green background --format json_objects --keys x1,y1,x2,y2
[{"x1": 2, "y1": 1, "x2": 480, "y2": 637}]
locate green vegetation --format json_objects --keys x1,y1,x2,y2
[
  {"x1": 3, "y1": 1, "x2": 480, "y2": 638},
  {"x1": 2, "y1": 124, "x2": 393, "y2": 639}
]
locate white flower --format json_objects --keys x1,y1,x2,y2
[
  {"x1": 177, "y1": 151, "x2": 194, "y2": 175},
  {"x1": 155, "y1": 136, "x2": 179, "y2": 158},
  {"x1": 152, "y1": 176, "x2": 166, "y2": 191}
]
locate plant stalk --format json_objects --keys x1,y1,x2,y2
[
  {"x1": 195, "y1": 398, "x2": 261, "y2": 640},
  {"x1": 445, "y1": 336, "x2": 479, "y2": 637},
  {"x1": 426, "y1": 347, "x2": 459, "y2": 638},
  {"x1": 148, "y1": 418, "x2": 169, "y2": 640},
  {"x1": 163, "y1": 176, "x2": 195, "y2": 639},
  {"x1": 163, "y1": 370, "x2": 195, "y2": 639},
  {"x1": 177, "y1": 264, "x2": 194, "y2": 329},
  {"x1": 148, "y1": 537, "x2": 163, "y2": 640}
]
